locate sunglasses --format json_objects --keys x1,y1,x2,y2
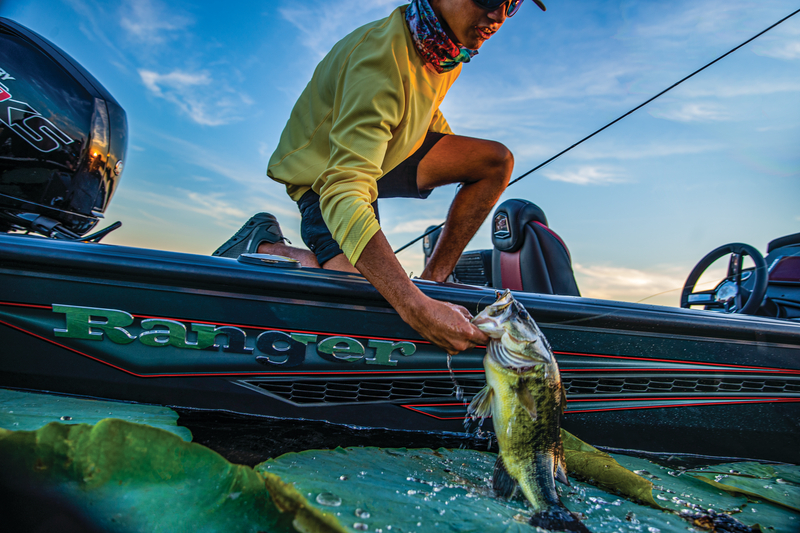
[
  {"x1": 472, "y1": 0, "x2": 546, "y2": 17},
  {"x1": 471, "y1": 0, "x2": 524, "y2": 17}
]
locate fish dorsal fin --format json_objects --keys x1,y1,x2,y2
[
  {"x1": 518, "y1": 384, "x2": 538, "y2": 421},
  {"x1": 492, "y1": 455, "x2": 521, "y2": 500},
  {"x1": 561, "y1": 386, "x2": 567, "y2": 416},
  {"x1": 467, "y1": 384, "x2": 493, "y2": 419}
]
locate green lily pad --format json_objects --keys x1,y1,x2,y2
[
  {"x1": 258, "y1": 446, "x2": 800, "y2": 533},
  {"x1": 686, "y1": 462, "x2": 800, "y2": 512},
  {"x1": 1, "y1": 416, "x2": 797, "y2": 532},
  {"x1": 612, "y1": 454, "x2": 800, "y2": 532},
  {"x1": 255, "y1": 447, "x2": 680, "y2": 533},
  {"x1": 0, "y1": 388, "x2": 192, "y2": 441},
  {"x1": 0, "y1": 419, "x2": 347, "y2": 533}
]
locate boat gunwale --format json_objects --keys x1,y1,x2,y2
[{"x1": 2, "y1": 233, "x2": 799, "y2": 349}]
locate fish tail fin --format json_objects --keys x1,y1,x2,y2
[
  {"x1": 467, "y1": 384, "x2": 494, "y2": 419},
  {"x1": 492, "y1": 455, "x2": 521, "y2": 500},
  {"x1": 529, "y1": 507, "x2": 590, "y2": 532}
]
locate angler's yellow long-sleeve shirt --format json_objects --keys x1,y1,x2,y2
[{"x1": 267, "y1": 5, "x2": 460, "y2": 265}]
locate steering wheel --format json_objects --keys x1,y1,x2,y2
[{"x1": 680, "y1": 243, "x2": 768, "y2": 315}]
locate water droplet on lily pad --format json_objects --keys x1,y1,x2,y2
[
  {"x1": 353, "y1": 523, "x2": 368, "y2": 531},
  {"x1": 355, "y1": 508, "x2": 370, "y2": 519},
  {"x1": 316, "y1": 492, "x2": 342, "y2": 507},
  {"x1": 60, "y1": 416, "x2": 72, "y2": 421}
]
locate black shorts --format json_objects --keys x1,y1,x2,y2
[{"x1": 298, "y1": 131, "x2": 447, "y2": 265}]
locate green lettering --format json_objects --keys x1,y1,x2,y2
[
  {"x1": 53, "y1": 304, "x2": 136, "y2": 344},
  {"x1": 139, "y1": 319, "x2": 193, "y2": 348},
  {"x1": 190, "y1": 323, "x2": 224, "y2": 350},
  {"x1": 366, "y1": 340, "x2": 416, "y2": 367},
  {"x1": 317, "y1": 336, "x2": 365, "y2": 363},
  {"x1": 290, "y1": 333, "x2": 318, "y2": 345}
]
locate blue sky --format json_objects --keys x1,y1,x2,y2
[{"x1": 2, "y1": 0, "x2": 798, "y2": 305}]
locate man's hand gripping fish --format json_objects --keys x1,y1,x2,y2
[{"x1": 468, "y1": 290, "x2": 589, "y2": 532}]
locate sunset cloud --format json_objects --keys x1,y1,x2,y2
[
  {"x1": 139, "y1": 69, "x2": 253, "y2": 126},
  {"x1": 542, "y1": 166, "x2": 627, "y2": 186}
]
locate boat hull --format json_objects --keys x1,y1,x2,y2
[{"x1": 1, "y1": 233, "x2": 798, "y2": 462}]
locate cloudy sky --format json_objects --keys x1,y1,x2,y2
[{"x1": 2, "y1": 0, "x2": 798, "y2": 306}]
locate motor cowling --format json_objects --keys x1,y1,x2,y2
[{"x1": 0, "y1": 17, "x2": 127, "y2": 237}]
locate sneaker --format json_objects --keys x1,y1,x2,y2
[{"x1": 212, "y1": 213, "x2": 290, "y2": 258}]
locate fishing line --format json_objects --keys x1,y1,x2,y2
[{"x1": 394, "y1": 7, "x2": 800, "y2": 256}]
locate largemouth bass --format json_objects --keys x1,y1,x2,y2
[{"x1": 468, "y1": 290, "x2": 588, "y2": 532}]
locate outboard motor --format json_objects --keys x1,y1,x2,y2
[
  {"x1": 490, "y1": 199, "x2": 580, "y2": 296},
  {"x1": 0, "y1": 18, "x2": 127, "y2": 238}
]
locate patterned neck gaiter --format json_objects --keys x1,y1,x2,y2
[{"x1": 405, "y1": 0, "x2": 478, "y2": 74}]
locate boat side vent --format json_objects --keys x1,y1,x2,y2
[
  {"x1": 239, "y1": 378, "x2": 487, "y2": 405},
  {"x1": 564, "y1": 376, "x2": 800, "y2": 396}
]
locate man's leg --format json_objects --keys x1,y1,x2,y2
[
  {"x1": 213, "y1": 212, "x2": 322, "y2": 267},
  {"x1": 287, "y1": 189, "x2": 361, "y2": 272},
  {"x1": 319, "y1": 253, "x2": 359, "y2": 272},
  {"x1": 256, "y1": 241, "x2": 321, "y2": 268},
  {"x1": 416, "y1": 135, "x2": 513, "y2": 282}
]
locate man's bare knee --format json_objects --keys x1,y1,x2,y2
[{"x1": 480, "y1": 140, "x2": 514, "y2": 185}]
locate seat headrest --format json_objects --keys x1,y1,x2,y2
[
  {"x1": 422, "y1": 225, "x2": 442, "y2": 258},
  {"x1": 491, "y1": 199, "x2": 548, "y2": 253}
]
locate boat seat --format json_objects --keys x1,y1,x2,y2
[
  {"x1": 761, "y1": 233, "x2": 800, "y2": 320},
  {"x1": 421, "y1": 201, "x2": 581, "y2": 295},
  {"x1": 767, "y1": 232, "x2": 800, "y2": 254},
  {"x1": 490, "y1": 199, "x2": 580, "y2": 296}
]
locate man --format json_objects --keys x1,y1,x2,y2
[{"x1": 214, "y1": 0, "x2": 545, "y2": 354}]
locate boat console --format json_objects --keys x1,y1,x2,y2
[{"x1": 680, "y1": 233, "x2": 800, "y2": 319}]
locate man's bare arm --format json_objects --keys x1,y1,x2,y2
[{"x1": 355, "y1": 229, "x2": 488, "y2": 355}]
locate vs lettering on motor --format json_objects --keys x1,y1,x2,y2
[
  {"x1": 52, "y1": 304, "x2": 416, "y2": 368},
  {"x1": 0, "y1": 66, "x2": 75, "y2": 153}
]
